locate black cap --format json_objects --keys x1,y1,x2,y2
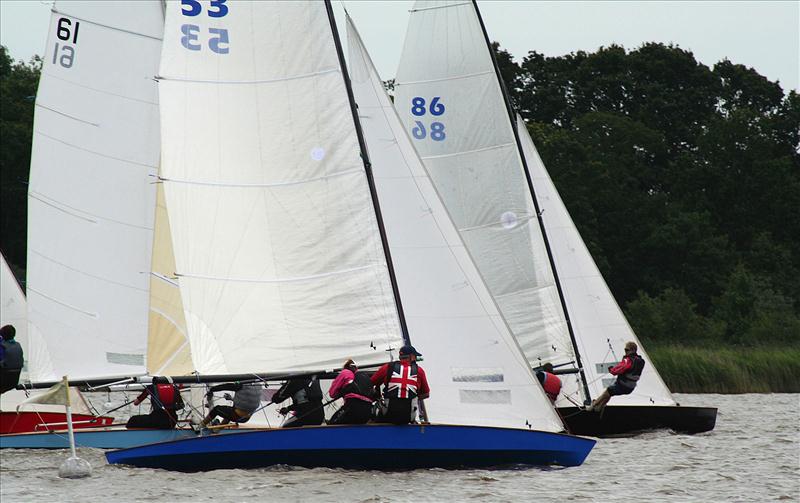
[{"x1": 399, "y1": 345, "x2": 422, "y2": 357}]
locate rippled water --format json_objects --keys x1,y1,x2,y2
[{"x1": 1, "y1": 394, "x2": 798, "y2": 502}]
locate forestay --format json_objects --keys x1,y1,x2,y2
[
  {"x1": 158, "y1": 1, "x2": 403, "y2": 373},
  {"x1": 347, "y1": 16, "x2": 563, "y2": 432},
  {"x1": 1, "y1": 254, "x2": 30, "y2": 380},
  {"x1": 26, "y1": 1, "x2": 163, "y2": 381},
  {"x1": 394, "y1": 1, "x2": 575, "y2": 374},
  {"x1": 518, "y1": 115, "x2": 676, "y2": 407}
]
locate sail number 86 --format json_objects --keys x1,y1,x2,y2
[{"x1": 410, "y1": 96, "x2": 446, "y2": 141}]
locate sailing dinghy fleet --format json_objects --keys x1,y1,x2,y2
[{"x1": 0, "y1": 0, "x2": 715, "y2": 470}]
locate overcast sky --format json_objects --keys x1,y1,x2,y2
[{"x1": 2, "y1": 1, "x2": 798, "y2": 92}]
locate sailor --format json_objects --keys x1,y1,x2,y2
[
  {"x1": 201, "y1": 381, "x2": 263, "y2": 428},
  {"x1": 272, "y1": 376, "x2": 325, "y2": 428},
  {"x1": 328, "y1": 359, "x2": 374, "y2": 425},
  {"x1": 371, "y1": 345, "x2": 430, "y2": 425},
  {"x1": 126, "y1": 382, "x2": 184, "y2": 429},
  {"x1": 588, "y1": 341, "x2": 645, "y2": 412},
  {"x1": 536, "y1": 362, "x2": 562, "y2": 403},
  {"x1": 0, "y1": 325, "x2": 24, "y2": 394}
]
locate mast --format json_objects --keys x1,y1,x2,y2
[
  {"x1": 471, "y1": 0, "x2": 591, "y2": 404},
  {"x1": 324, "y1": 0, "x2": 411, "y2": 344}
]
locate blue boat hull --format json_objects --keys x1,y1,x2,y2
[
  {"x1": 0, "y1": 428, "x2": 198, "y2": 449},
  {"x1": 106, "y1": 424, "x2": 595, "y2": 470}
]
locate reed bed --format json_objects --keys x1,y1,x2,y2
[{"x1": 646, "y1": 345, "x2": 800, "y2": 393}]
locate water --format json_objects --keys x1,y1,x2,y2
[{"x1": 1, "y1": 394, "x2": 798, "y2": 502}]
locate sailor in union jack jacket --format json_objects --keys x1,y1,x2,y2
[{"x1": 370, "y1": 345, "x2": 430, "y2": 424}]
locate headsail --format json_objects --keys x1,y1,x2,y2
[
  {"x1": 26, "y1": 1, "x2": 164, "y2": 381},
  {"x1": 518, "y1": 115, "x2": 675, "y2": 406},
  {"x1": 158, "y1": 1, "x2": 404, "y2": 374},
  {"x1": 394, "y1": 1, "x2": 577, "y2": 385},
  {"x1": 1, "y1": 254, "x2": 30, "y2": 379},
  {"x1": 347, "y1": 14, "x2": 563, "y2": 432}
]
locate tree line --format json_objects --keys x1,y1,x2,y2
[{"x1": 2, "y1": 43, "x2": 798, "y2": 347}]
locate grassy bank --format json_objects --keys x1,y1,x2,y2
[{"x1": 645, "y1": 345, "x2": 800, "y2": 393}]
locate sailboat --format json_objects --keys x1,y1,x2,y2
[
  {"x1": 1, "y1": 253, "x2": 113, "y2": 435},
  {"x1": 105, "y1": 0, "x2": 593, "y2": 470},
  {"x1": 393, "y1": 0, "x2": 716, "y2": 435},
  {"x1": 1, "y1": 0, "x2": 202, "y2": 449}
]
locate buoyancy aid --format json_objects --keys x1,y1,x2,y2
[
  {"x1": 618, "y1": 354, "x2": 645, "y2": 387},
  {"x1": 541, "y1": 372, "x2": 562, "y2": 402},
  {"x1": 233, "y1": 385, "x2": 263, "y2": 414},
  {"x1": 342, "y1": 371, "x2": 373, "y2": 399},
  {"x1": 383, "y1": 361, "x2": 419, "y2": 400},
  {"x1": 153, "y1": 384, "x2": 178, "y2": 410}
]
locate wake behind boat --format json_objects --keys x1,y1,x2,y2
[{"x1": 106, "y1": 424, "x2": 595, "y2": 471}]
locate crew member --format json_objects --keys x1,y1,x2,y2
[
  {"x1": 1, "y1": 325, "x2": 24, "y2": 394},
  {"x1": 589, "y1": 341, "x2": 645, "y2": 412},
  {"x1": 328, "y1": 359, "x2": 374, "y2": 425},
  {"x1": 201, "y1": 381, "x2": 263, "y2": 428},
  {"x1": 272, "y1": 376, "x2": 325, "y2": 428},
  {"x1": 536, "y1": 362, "x2": 562, "y2": 403},
  {"x1": 126, "y1": 382, "x2": 183, "y2": 429},
  {"x1": 371, "y1": 345, "x2": 430, "y2": 425}
]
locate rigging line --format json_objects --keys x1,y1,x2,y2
[
  {"x1": 419, "y1": 142, "x2": 515, "y2": 160},
  {"x1": 156, "y1": 67, "x2": 339, "y2": 85},
  {"x1": 29, "y1": 191, "x2": 155, "y2": 231},
  {"x1": 150, "y1": 271, "x2": 178, "y2": 287},
  {"x1": 34, "y1": 130, "x2": 160, "y2": 170},
  {"x1": 396, "y1": 70, "x2": 493, "y2": 87},
  {"x1": 159, "y1": 168, "x2": 361, "y2": 189},
  {"x1": 26, "y1": 287, "x2": 98, "y2": 318},
  {"x1": 458, "y1": 213, "x2": 536, "y2": 232},
  {"x1": 409, "y1": 1, "x2": 471, "y2": 13},
  {"x1": 35, "y1": 103, "x2": 99, "y2": 126},
  {"x1": 40, "y1": 71, "x2": 159, "y2": 107},
  {"x1": 51, "y1": 8, "x2": 163, "y2": 41},
  {"x1": 175, "y1": 263, "x2": 384, "y2": 284}
]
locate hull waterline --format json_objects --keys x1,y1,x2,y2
[
  {"x1": 558, "y1": 405, "x2": 717, "y2": 437},
  {"x1": 0, "y1": 427, "x2": 198, "y2": 449},
  {"x1": 106, "y1": 424, "x2": 595, "y2": 471}
]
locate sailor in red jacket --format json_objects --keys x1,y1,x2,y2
[
  {"x1": 371, "y1": 345, "x2": 430, "y2": 424},
  {"x1": 536, "y1": 362, "x2": 562, "y2": 403},
  {"x1": 588, "y1": 341, "x2": 646, "y2": 412}
]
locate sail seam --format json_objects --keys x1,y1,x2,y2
[
  {"x1": 396, "y1": 70, "x2": 493, "y2": 86},
  {"x1": 176, "y1": 263, "x2": 384, "y2": 284},
  {"x1": 29, "y1": 191, "x2": 155, "y2": 231},
  {"x1": 35, "y1": 103, "x2": 99, "y2": 126},
  {"x1": 41, "y1": 72, "x2": 159, "y2": 106},
  {"x1": 34, "y1": 130, "x2": 160, "y2": 170},
  {"x1": 409, "y1": 2, "x2": 471, "y2": 13},
  {"x1": 160, "y1": 168, "x2": 361, "y2": 188},
  {"x1": 51, "y1": 8, "x2": 163, "y2": 41},
  {"x1": 459, "y1": 213, "x2": 535, "y2": 232},
  {"x1": 157, "y1": 67, "x2": 339, "y2": 85},
  {"x1": 29, "y1": 248, "x2": 150, "y2": 293},
  {"x1": 27, "y1": 287, "x2": 98, "y2": 318},
  {"x1": 420, "y1": 142, "x2": 515, "y2": 160}
]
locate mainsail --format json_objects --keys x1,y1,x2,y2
[
  {"x1": 518, "y1": 115, "x2": 675, "y2": 406},
  {"x1": 347, "y1": 14, "x2": 563, "y2": 431},
  {"x1": 394, "y1": 1, "x2": 578, "y2": 386},
  {"x1": 26, "y1": 1, "x2": 164, "y2": 381},
  {"x1": 158, "y1": 0, "x2": 405, "y2": 374}
]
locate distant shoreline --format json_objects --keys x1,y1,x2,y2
[{"x1": 646, "y1": 345, "x2": 800, "y2": 394}]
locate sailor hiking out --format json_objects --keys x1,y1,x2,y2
[
  {"x1": 273, "y1": 376, "x2": 325, "y2": 428},
  {"x1": 201, "y1": 381, "x2": 263, "y2": 428},
  {"x1": 328, "y1": 359, "x2": 374, "y2": 425},
  {"x1": 126, "y1": 383, "x2": 184, "y2": 429},
  {"x1": 371, "y1": 345, "x2": 430, "y2": 425},
  {"x1": 536, "y1": 362, "x2": 562, "y2": 403},
  {"x1": 589, "y1": 341, "x2": 646, "y2": 412}
]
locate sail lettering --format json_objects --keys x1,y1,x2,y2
[
  {"x1": 53, "y1": 18, "x2": 79, "y2": 69},
  {"x1": 180, "y1": 0, "x2": 230, "y2": 54},
  {"x1": 409, "y1": 97, "x2": 446, "y2": 141}
]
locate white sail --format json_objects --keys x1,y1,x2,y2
[
  {"x1": 158, "y1": 1, "x2": 404, "y2": 374},
  {"x1": 1, "y1": 254, "x2": 30, "y2": 379},
  {"x1": 347, "y1": 16, "x2": 563, "y2": 432},
  {"x1": 518, "y1": 115, "x2": 676, "y2": 406},
  {"x1": 26, "y1": 1, "x2": 164, "y2": 381},
  {"x1": 394, "y1": 1, "x2": 575, "y2": 376}
]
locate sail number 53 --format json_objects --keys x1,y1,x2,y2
[
  {"x1": 180, "y1": 0, "x2": 230, "y2": 54},
  {"x1": 410, "y1": 97, "x2": 446, "y2": 141}
]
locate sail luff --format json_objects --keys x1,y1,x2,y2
[{"x1": 469, "y1": 0, "x2": 592, "y2": 403}]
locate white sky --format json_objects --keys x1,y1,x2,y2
[{"x1": 1, "y1": 1, "x2": 798, "y2": 92}]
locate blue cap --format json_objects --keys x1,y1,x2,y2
[{"x1": 399, "y1": 345, "x2": 422, "y2": 357}]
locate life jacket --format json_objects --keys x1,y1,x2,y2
[
  {"x1": 342, "y1": 370, "x2": 373, "y2": 399},
  {"x1": 152, "y1": 384, "x2": 180, "y2": 411},
  {"x1": 233, "y1": 385, "x2": 263, "y2": 414},
  {"x1": 0, "y1": 340, "x2": 23, "y2": 370},
  {"x1": 618, "y1": 354, "x2": 645, "y2": 387},
  {"x1": 383, "y1": 361, "x2": 418, "y2": 400},
  {"x1": 541, "y1": 372, "x2": 562, "y2": 402}
]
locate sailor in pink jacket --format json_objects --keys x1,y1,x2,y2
[{"x1": 328, "y1": 359, "x2": 374, "y2": 425}]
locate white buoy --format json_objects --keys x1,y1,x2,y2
[{"x1": 57, "y1": 376, "x2": 92, "y2": 479}]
